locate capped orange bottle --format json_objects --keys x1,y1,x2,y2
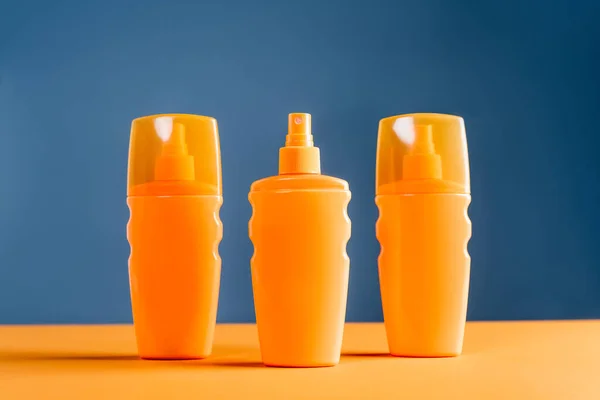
[
  {"x1": 127, "y1": 114, "x2": 222, "y2": 359},
  {"x1": 376, "y1": 113, "x2": 472, "y2": 357},
  {"x1": 249, "y1": 113, "x2": 351, "y2": 367}
]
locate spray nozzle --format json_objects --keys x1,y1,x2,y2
[
  {"x1": 402, "y1": 124, "x2": 442, "y2": 180},
  {"x1": 155, "y1": 122, "x2": 195, "y2": 181},
  {"x1": 160, "y1": 123, "x2": 188, "y2": 156},
  {"x1": 286, "y1": 113, "x2": 314, "y2": 147},
  {"x1": 279, "y1": 113, "x2": 321, "y2": 175},
  {"x1": 410, "y1": 125, "x2": 435, "y2": 155}
]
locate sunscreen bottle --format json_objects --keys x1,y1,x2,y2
[
  {"x1": 127, "y1": 114, "x2": 222, "y2": 359},
  {"x1": 249, "y1": 113, "x2": 351, "y2": 367},
  {"x1": 376, "y1": 113, "x2": 471, "y2": 357}
]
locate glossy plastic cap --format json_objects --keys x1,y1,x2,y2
[
  {"x1": 376, "y1": 113, "x2": 470, "y2": 195},
  {"x1": 127, "y1": 114, "x2": 222, "y2": 196}
]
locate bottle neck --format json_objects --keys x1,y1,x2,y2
[{"x1": 279, "y1": 146, "x2": 321, "y2": 175}]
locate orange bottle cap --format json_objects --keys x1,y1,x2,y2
[
  {"x1": 376, "y1": 113, "x2": 470, "y2": 195},
  {"x1": 127, "y1": 114, "x2": 222, "y2": 196}
]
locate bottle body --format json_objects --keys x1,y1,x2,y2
[
  {"x1": 376, "y1": 193, "x2": 471, "y2": 357},
  {"x1": 127, "y1": 195, "x2": 222, "y2": 359},
  {"x1": 249, "y1": 186, "x2": 351, "y2": 367}
]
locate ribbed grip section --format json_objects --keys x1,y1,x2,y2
[
  {"x1": 127, "y1": 195, "x2": 222, "y2": 359},
  {"x1": 376, "y1": 193, "x2": 471, "y2": 357},
  {"x1": 249, "y1": 190, "x2": 351, "y2": 367}
]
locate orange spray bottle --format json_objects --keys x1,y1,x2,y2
[
  {"x1": 127, "y1": 114, "x2": 222, "y2": 359},
  {"x1": 376, "y1": 113, "x2": 471, "y2": 357},
  {"x1": 249, "y1": 113, "x2": 351, "y2": 367}
]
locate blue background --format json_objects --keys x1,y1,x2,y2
[{"x1": 1, "y1": 0, "x2": 599, "y2": 324}]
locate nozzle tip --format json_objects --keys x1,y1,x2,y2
[
  {"x1": 288, "y1": 113, "x2": 311, "y2": 135},
  {"x1": 161, "y1": 122, "x2": 187, "y2": 155},
  {"x1": 412, "y1": 124, "x2": 435, "y2": 155}
]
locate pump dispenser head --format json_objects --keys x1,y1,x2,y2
[{"x1": 279, "y1": 113, "x2": 321, "y2": 175}]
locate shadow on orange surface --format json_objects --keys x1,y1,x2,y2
[
  {"x1": 197, "y1": 359, "x2": 265, "y2": 368},
  {"x1": 0, "y1": 350, "x2": 138, "y2": 361},
  {"x1": 0, "y1": 349, "x2": 267, "y2": 369},
  {"x1": 342, "y1": 352, "x2": 391, "y2": 358}
]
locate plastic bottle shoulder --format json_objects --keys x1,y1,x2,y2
[{"x1": 250, "y1": 174, "x2": 349, "y2": 192}]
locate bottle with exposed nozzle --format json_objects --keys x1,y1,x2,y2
[
  {"x1": 154, "y1": 123, "x2": 195, "y2": 181},
  {"x1": 127, "y1": 114, "x2": 223, "y2": 360},
  {"x1": 402, "y1": 124, "x2": 442, "y2": 180},
  {"x1": 249, "y1": 113, "x2": 351, "y2": 367}
]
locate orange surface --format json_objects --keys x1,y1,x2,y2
[
  {"x1": 1, "y1": 322, "x2": 599, "y2": 399},
  {"x1": 127, "y1": 114, "x2": 223, "y2": 359},
  {"x1": 248, "y1": 113, "x2": 351, "y2": 367}
]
